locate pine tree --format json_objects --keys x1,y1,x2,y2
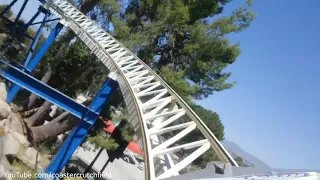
[{"x1": 1, "y1": 1, "x2": 255, "y2": 160}]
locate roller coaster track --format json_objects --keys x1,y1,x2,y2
[{"x1": 46, "y1": 0, "x2": 239, "y2": 179}]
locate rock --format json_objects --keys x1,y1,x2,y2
[
  {"x1": 49, "y1": 105, "x2": 58, "y2": 117},
  {"x1": 9, "y1": 104, "x2": 22, "y2": 113},
  {"x1": 0, "y1": 101, "x2": 11, "y2": 120},
  {"x1": 0, "y1": 164, "x2": 5, "y2": 180},
  {"x1": 20, "y1": 147, "x2": 39, "y2": 168},
  {"x1": 0, "y1": 119, "x2": 9, "y2": 130},
  {"x1": 0, "y1": 83, "x2": 7, "y2": 102},
  {"x1": 2, "y1": 133, "x2": 21, "y2": 156},
  {"x1": 0, "y1": 156, "x2": 12, "y2": 180},
  {"x1": 11, "y1": 132, "x2": 30, "y2": 147},
  {"x1": 7, "y1": 112, "x2": 24, "y2": 135},
  {"x1": 0, "y1": 156, "x2": 11, "y2": 172},
  {"x1": 0, "y1": 128, "x2": 4, "y2": 137},
  {"x1": 1, "y1": 130, "x2": 29, "y2": 156}
]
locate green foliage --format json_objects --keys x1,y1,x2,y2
[
  {"x1": 47, "y1": 39, "x2": 109, "y2": 97},
  {"x1": 191, "y1": 104, "x2": 225, "y2": 140},
  {"x1": 193, "y1": 150, "x2": 219, "y2": 169},
  {"x1": 0, "y1": 5, "x2": 46, "y2": 63},
  {"x1": 181, "y1": 104, "x2": 225, "y2": 143},
  {"x1": 37, "y1": 138, "x2": 60, "y2": 155},
  {"x1": 120, "y1": 119, "x2": 135, "y2": 142},
  {"x1": 88, "y1": 130, "x2": 119, "y2": 150},
  {"x1": 88, "y1": 119, "x2": 135, "y2": 151},
  {"x1": 179, "y1": 104, "x2": 225, "y2": 168},
  {"x1": 115, "y1": 0, "x2": 255, "y2": 100},
  {"x1": 159, "y1": 66, "x2": 198, "y2": 102},
  {"x1": 99, "y1": 0, "x2": 120, "y2": 14},
  {"x1": 0, "y1": 5, "x2": 13, "y2": 30},
  {"x1": 235, "y1": 156, "x2": 250, "y2": 167},
  {"x1": 180, "y1": 165, "x2": 200, "y2": 174},
  {"x1": 110, "y1": 108, "x2": 128, "y2": 122},
  {"x1": 88, "y1": 108, "x2": 135, "y2": 149},
  {"x1": 11, "y1": 159, "x2": 37, "y2": 180}
]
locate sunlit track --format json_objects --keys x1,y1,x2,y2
[{"x1": 46, "y1": 0, "x2": 239, "y2": 179}]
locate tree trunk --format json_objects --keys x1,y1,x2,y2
[
  {"x1": 25, "y1": 0, "x2": 103, "y2": 141},
  {"x1": 28, "y1": 66, "x2": 53, "y2": 109},
  {"x1": 51, "y1": 111, "x2": 70, "y2": 123},
  {"x1": 27, "y1": 0, "x2": 102, "y2": 111},
  {"x1": 27, "y1": 34, "x2": 72, "y2": 109},
  {"x1": 25, "y1": 100, "x2": 52, "y2": 126},
  {"x1": 30, "y1": 115, "x2": 77, "y2": 144}
]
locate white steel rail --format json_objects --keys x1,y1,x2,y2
[{"x1": 47, "y1": 0, "x2": 239, "y2": 179}]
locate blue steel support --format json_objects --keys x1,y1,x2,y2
[
  {"x1": 44, "y1": 78, "x2": 118, "y2": 178},
  {"x1": 0, "y1": 0, "x2": 18, "y2": 29},
  {"x1": 0, "y1": 0, "x2": 36, "y2": 39},
  {"x1": 0, "y1": 58, "x2": 97, "y2": 121},
  {"x1": 6, "y1": 22, "x2": 63, "y2": 103},
  {"x1": 2, "y1": 0, "x2": 28, "y2": 33},
  {"x1": 24, "y1": 11, "x2": 51, "y2": 66},
  {"x1": 26, "y1": 22, "x2": 63, "y2": 71},
  {"x1": 25, "y1": 10, "x2": 41, "y2": 29},
  {"x1": 30, "y1": 18, "x2": 60, "y2": 26},
  {"x1": 12, "y1": 0, "x2": 28, "y2": 24},
  {"x1": 0, "y1": 58, "x2": 118, "y2": 179}
]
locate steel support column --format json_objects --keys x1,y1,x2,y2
[
  {"x1": 44, "y1": 78, "x2": 118, "y2": 178},
  {"x1": 0, "y1": 57, "x2": 118, "y2": 179},
  {"x1": 24, "y1": 8, "x2": 51, "y2": 66}
]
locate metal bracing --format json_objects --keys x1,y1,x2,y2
[
  {"x1": 45, "y1": 0, "x2": 239, "y2": 179},
  {"x1": 6, "y1": 6, "x2": 52, "y2": 102},
  {"x1": 1, "y1": 1, "x2": 120, "y2": 178},
  {"x1": 0, "y1": 57, "x2": 118, "y2": 178},
  {"x1": 44, "y1": 78, "x2": 117, "y2": 176},
  {"x1": 0, "y1": 59, "x2": 97, "y2": 122},
  {"x1": 0, "y1": 0, "x2": 37, "y2": 40},
  {"x1": 2, "y1": 1, "x2": 63, "y2": 102}
]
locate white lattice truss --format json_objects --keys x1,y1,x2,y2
[{"x1": 47, "y1": 0, "x2": 239, "y2": 179}]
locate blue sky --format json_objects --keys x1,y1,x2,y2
[
  {"x1": 2, "y1": 0, "x2": 319, "y2": 170},
  {"x1": 197, "y1": 0, "x2": 320, "y2": 169}
]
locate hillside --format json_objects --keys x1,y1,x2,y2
[{"x1": 222, "y1": 140, "x2": 271, "y2": 171}]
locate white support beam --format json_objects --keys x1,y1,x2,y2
[
  {"x1": 149, "y1": 122, "x2": 195, "y2": 135},
  {"x1": 153, "y1": 139, "x2": 209, "y2": 157},
  {"x1": 136, "y1": 82, "x2": 161, "y2": 95},
  {"x1": 124, "y1": 65, "x2": 144, "y2": 73},
  {"x1": 131, "y1": 76, "x2": 155, "y2": 87},
  {"x1": 140, "y1": 97, "x2": 172, "y2": 109},
  {"x1": 152, "y1": 123, "x2": 197, "y2": 153},
  {"x1": 149, "y1": 111, "x2": 186, "y2": 132},
  {"x1": 126, "y1": 70, "x2": 149, "y2": 79},
  {"x1": 129, "y1": 75, "x2": 153, "y2": 82},
  {"x1": 145, "y1": 109, "x2": 185, "y2": 121},
  {"x1": 156, "y1": 142, "x2": 211, "y2": 180},
  {"x1": 132, "y1": 81, "x2": 159, "y2": 89},
  {"x1": 143, "y1": 90, "x2": 170, "y2": 105},
  {"x1": 137, "y1": 89, "x2": 166, "y2": 97}
]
